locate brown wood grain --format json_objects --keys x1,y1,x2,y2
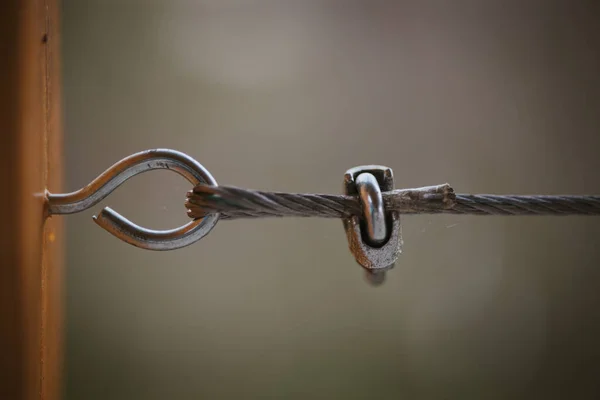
[{"x1": 0, "y1": 0, "x2": 63, "y2": 399}]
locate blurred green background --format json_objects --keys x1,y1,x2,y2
[{"x1": 62, "y1": 1, "x2": 600, "y2": 398}]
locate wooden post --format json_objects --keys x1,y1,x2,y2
[{"x1": 0, "y1": 1, "x2": 64, "y2": 399}]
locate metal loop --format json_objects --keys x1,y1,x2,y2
[
  {"x1": 46, "y1": 149, "x2": 219, "y2": 251},
  {"x1": 355, "y1": 173, "x2": 388, "y2": 246}
]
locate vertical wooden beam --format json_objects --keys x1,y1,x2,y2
[
  {"x1": 41, "y1": 1, "x2": 64, "y2": 399},
  {"x1": 0, "y1": 1, "x2": 24, "y2": 397},
  {"x1": 0, "y1": 0, "x2": 63, "y2": 399}
]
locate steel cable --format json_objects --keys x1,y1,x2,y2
[{"x1": 185, "y1": 184, "x2": 600, "y2": 220}]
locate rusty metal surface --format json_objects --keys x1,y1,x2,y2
[{"x1": 343, "y1": 165, "x2": 402, "y2": 285}]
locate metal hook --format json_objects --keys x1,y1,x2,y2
[{"x1": 46, "y1": 149, "x2": 220, "y2": 251}]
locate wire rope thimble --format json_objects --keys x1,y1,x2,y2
[{"x1": 343, "y1": 165, "x2": 402, "y2": 285}]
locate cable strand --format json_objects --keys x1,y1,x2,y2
[{"x1": 185, "y1": 184, "x2": 600, "y2": 220}]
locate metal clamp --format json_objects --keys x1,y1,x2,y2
[{"x1": 343, "y1": 165, "x2": 402, "y2": 285}]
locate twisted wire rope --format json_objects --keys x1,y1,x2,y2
[{"x1": 185, "y1": 184, "x2": 600, "y2": 220}]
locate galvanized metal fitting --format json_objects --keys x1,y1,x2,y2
[{"x1": 343, "y1": 165, "x2": 402, "y2": 285}]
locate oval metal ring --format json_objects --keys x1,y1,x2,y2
[
  {"x1": 46, "y1": 149, "x2": 219, "y2": 251},
  {"x1": 355, "y1": 172, "x2": 388, "y2": 246}
]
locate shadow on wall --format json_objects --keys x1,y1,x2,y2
[{"x1": 62, "y1": 1, "x2": 600, "y2": 399}]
